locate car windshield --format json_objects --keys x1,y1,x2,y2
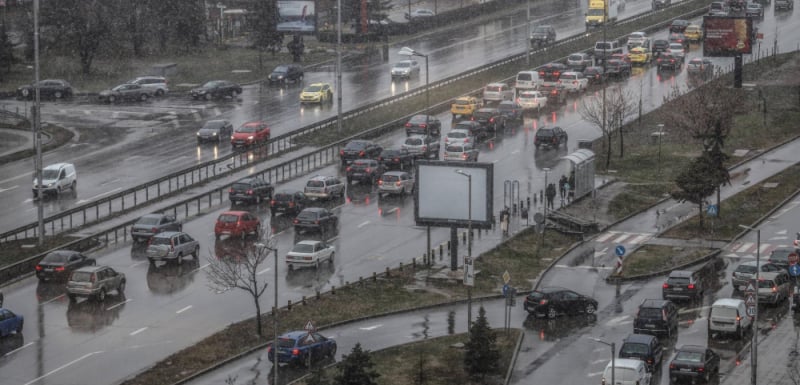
[
  {"x1": 303, "y1": 85, "x2": 322, "y2": 92},
  {"x1": 519, "y1": 91, "x2": 539, "y2": 98},
  {"x1": 231, "y1": 183, "x2": 250, "y2": 190},
  {"x1": 136, "y1": 216, "x2": 161, "y2": 225},
  {"x1": 533, "y1": 27, "x2": 549, "y2": 34},
  {"x1": 236, "y1": 125, "x2": 258, "y2": 133},
  {"x1": 297, "y1": 211, "x2": 318, "y2": 220},
  {"x1": 670, "y1": 44, "x2": 683, "y2": 50},
  {"x1": 382, "y1": 150, "x2": 401, "y2": 157},
  {"x1": 273, "y1": 66, "x2": 288, "y2": 73},
  {"x1": 621, "y1": 343, "x2": 649, "y2": 355},
  {"x1": 448, "y1": 131, "x2": 468, "y2": 138},
  {"x1": 112, "y1": 84, "x2": 129, "y2": 91},
  {"x1": 395, "y1": 62, "x2": 411, "y2": 68},
  {"x1": 307, "y1": 180, "x2": 325, "y2": 188},
  {"x1": 498, "y1": 104, "x2": 515, "y2": 112},
  {"x1": 735, "y1": 265, "x2": 758, "y2": 274},
  {"x1": 454, "y1": 99, "x2": 471, "y2": 105},
  {"x1": 291, "y1": 243, "x2": 315, "y2": 253},
  {"x1": 638, "y1": 308, "x2": 662, "y2": 318},
  {"x1": 473, "y1": 111, "x2": 492, "y2": 119},
  {"x1": 518, "y1": 72, "x2": 533, "y2": 80},
  {"x1": 405, "y1": 137, "x2": 423, "y2": 145},
  {"x1": 446, "y1": 145, "x2": 465, "y2": 152},
  {"x1": 758, "y1": 280, "x2": 777, "y2": 288},
  {"x1": 409, "y1": 115, "x2": 430, "y2": 124},
  {"x1": 675, "y1": 351, "x2": 703, "y2": 362},
  {"x1": 203, "y1": 122, "x2": 225, "y2": 130},
  {"x1": 43, "y1": 252, "x2": 69, "y2": 263},
  {"x1": 485, "y1": 86, "x2": 502, "y2": 92},
  {"x1": 528, "y1": 291, "x2": 545, "y2": 301},
  {"x1": 278, "y1": 338, "x2": 296, "y2": 348},
  {"x1": 382, "y1": 175, "x2": 399, "y2": 182},
  {"x1": 345, "y1": 142, "x2": 366, "y2": 150},
  {"x1": 568, "y1": 54, "x2": 584, "y2": 61},
  {"x1": 588, "y1": 8, "x2": 604, "y2": 16},
  {"x1": 150, "y1": 237, "x2": 171, "y2": 246},
  {"x1": 667, "y1": 277, "x2": 690, "y2": 285},
  {"x1": 274, "y1": 194, "x2": 293, "y2": 201},
  {"x1": 711, "y1": 306, "x2": 737, "y2": 318},
  {"x1": 70, "y1": 271, "x2": 93, "y2": 282},
  {"x1": 630, "y1": 33, "x2": 645, "y2": 39},
  {"x1": 218, "y1": 214, "x2": 239, "y2": 223},
  {"x1": 202, "y1": 81, "x2": 222, "y2": 88},
  {"x1": 42, "y1": 169, "x2": 60, "y2": 179},
  {"x1": 770, "y1": 249, "x2": 791, "y2": 261},
  {"x1": 537, "y1": 129, "x2": 554, "y2": 137}
]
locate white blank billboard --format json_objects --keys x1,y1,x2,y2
[{"x1": 415, "y1": 161, "x2": 493, "y2": 229}]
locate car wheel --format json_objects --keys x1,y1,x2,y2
[
  {"x1": 148, "y1": 257, "x2": 155, "y2": 264},
  {"x1": 140, "y1": 93, "x2": 149, "y2": 102},
  {"x1": 305, "y1": 353, "x2": 312, "y2": 367},
  {"x1": 315, "y1": 258, "x2": 320, "y2": 269},
  {"x1": 16, "y1": 320, "x2": 23, "y2": 334},
  {"x1": 328, "y1": 344, "x2": 337, "y2": 358},
  {"x1": 68, "y1": 294, "x2": 77, "y2": 302},
  {"x1": 288, "y1": 263, "x2": 294, "y2": 272},
  {"x1": 585, "y1": 303, "x2": 597, "y2": 314},
  {"x1": 254, "y1": 224, "x2": 261, "y2": 237},
  {"x1": 231, "y1": 89, "x2": 239, "y2": 98},
  {"x1": 97, "y1": 288, "x2": 106, "y2": 302},
  {"x1": 177, "y1": 253, "x2": 184, "y2": 265},
  {"x1": 118, "y1": 280, "x2": 126, "y2": 294},
  {"x1": 205, "y1": 93, "x2": 213, "y2": 101},
  {"x1": 156, "y1": 89, "x2": 165, "y2": 97},
  {"x1": 546, "y1": 307, "x2": 557, "y2": 319},
  {"x1": 192, "y1": 246, "x2": 199, "y2": 259},
  {"x1": 329, "y1": 252, "x2": 335, "y2": 264},
  {"x1": 54, "y1": 91, "x2": 63, "y2": 99},
  {"x1": 109, "y1": 95, "x2": 116, "y2": 104}
]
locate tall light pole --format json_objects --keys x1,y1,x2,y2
[
  {"x1": 398, "y1": 47, "x2": 430, "y2": 136},
  {"x1": 526, "y1": 0, "x2": 531, "y2": 66},
  {"x1": 456, "y1": 169, "x2": 473, "y2": 330},
  {"x1": 657, "y1": 123, "x2": 664, "y2": 176},
  {"x1": 739, "y1": 224, "x2": 759, "y2": 385},
  {"x1": 257, "y1": 240, "x2": 280, "y2": 385},
  {"x1": 542, "y1": 167, "x2": 550, "y2": 218},
  {"x1": 590, "y1": 338, "x2": 615, "y2": 385},
  {"x1": 33, "y1": 0, "x2": 44, "y2": 245},
  {"x1": 336, "y1": 0, "x2": 342, "y2": 133}
]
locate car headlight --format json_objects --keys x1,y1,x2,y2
[
  {"x1": 196, "y1": 132, "x2": 201, "y2": 136},
  {"x1": 277, "y1": 75, "x2": 284, "y2": 79},
  {"x1": 198, "y1": 90, "x2": 207, "y2": 94},
  {"x1": 47, "y1": 183, "x2": 54, "y2": 188},
  {"x1": 212, "y1": 132, "x2": 217, "y2": 136},
  {"x1": 247, "y1": 135, "x2": 254, "y2": 140}
]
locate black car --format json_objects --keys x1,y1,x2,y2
[
  {"x1": 346, "y1": 159, "x2": 384, "y2": 184},
  {"x1": 669, "y1": 19, "x2": 689, "y2": 33},
  {"x1": 538, "y1": 62, "x2": 568, "y2": 84},
  {"x1": 605, "y1": 59, "x2": 632, "y2": 78},
  {"x1": 633, "y1": 299, "x2": 679, "y2": 337},
  {"x1": 656, "y1": 53, "x2": 682, "y2": 71},
  {"x1": 470, "y1": 108, "x2": 506, "y2": 134},
  {"x1": 497, "y1": 101, "x2": 524, "y2": 125},
  {"x1": 270, "y1": 190, "x2": 308, "y2": 216},
  {"x1": 293, "y1": 207, "x2": 338, "y2": 234},
  {"x1": 378, "y1": 148, "x2": 414, "y2": 170},
  {"x1": 652, "y1": 39, "x2": 670, "y2": 56},
  {"x1": 339, "y1": 140, "x2": 383, "y2": 166},
  {"x1": 583, "y1": 66, "x2": 607, "y2": 86},
  {"x1": 190, "y1": 80, "x2": 242, "y2": 100},
  {"x1": 131, "y1": 213, "x2": 183, "y2": 242},
  {"x1": 196, "y1": 120, "x2": 234, "y2": 143},
  {"x1": 530, "y1": 25, "x2": 556, "y2": 47},
  {"x1": 534, "y1": 126, "x2": 568, "y2": 149},
  {"x1": 523, "y1": 287, "x2": 598, "y2": 319},
  {"x1": 767, "y1": 247, "x2": 795, "y2": 269},
  {"x1": 662, "y1": 270, "x2": 703, "y2": 301},
  {"x1": 404, "y1": 114, "x2": 441, "y2": 137},
  {"x1": 619, "y1": 333, "x2": 664, "y2": 373},
  {"x1": 229, "y1": 177, "x2": 274, "y2": 205},
  {"x1": 267, "y1": 64, "x2": 304, "y2": 85},
  {"x1": 35, "y1": 250, "x2": 96, "y2": 281},
  {"x1": 539, "y1": 84, "x2": 567, "y2": 105},
  {"x1": 668, "y1": 345, "x2": 720, "y2": 384},
  {"x1": 17, "y1": 79, "x2": 73, "y2": 100}
]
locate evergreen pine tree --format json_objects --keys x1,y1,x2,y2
[
  {"x1": 463, "y1": 306, "x2": 500, "y2": 381},
  {"x1": 334, "y1": 343, "x2": 380, "y2": 385}
]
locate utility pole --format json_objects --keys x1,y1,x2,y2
[{"x1": 34, "y1": 0, "x2": 44, "y2": 245}]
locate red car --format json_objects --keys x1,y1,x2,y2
[
  {"x1": 214, "y1": 211, "x2": 261, "y2": 239},
  {"x1": 231, "y1": 121, "x2": 270, "y2": 149}
]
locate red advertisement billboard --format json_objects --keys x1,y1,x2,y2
[{"x1": 703, "y1": 16, "x2": 753, "y2": 57}]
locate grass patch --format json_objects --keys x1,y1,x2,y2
[
  {"x1": 295, "y1": 329, "x2": 521, "y2": 385},
  {"x1": 608, "y1": 183, "x2": 671, "y2": 219},
  {"x1": 0, "y1": 124, "x2": 74, "y2": 167},
  {"x1": 661, "y1": 163, "x2": 800, "y2": 241},
  {"x1": 622, "y1": 245, "x2": 715, "y2": 277}
]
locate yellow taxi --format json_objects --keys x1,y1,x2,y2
[
  {"x1": 684, "y1": 25, "x2": 703, "y2": 42},
  {"x1": 628, "y1": 46, "x2": 652, "y2": 65},
  {"x1": 450, "y1": 96, "x2": 481, "y2": 118},
  {"x1": 299, "y1": 83, "x2": 333, "y2": 104}
]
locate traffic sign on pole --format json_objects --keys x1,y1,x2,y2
[
  {"x1": 615, "y1": 245, "x2": 626, "y2": 257},
  {"x1": 789, "y1": 264, "x2": 800, "y2": 277},
  {"x1": 788, "y1": 253, "x2": 798, "y2": 265},
  {"x1": 706, "y1": 204, "x2": 718, "y2": 217},
  {"x1": 503, "y1": 270, "x2": 511, "y2": 284},
  {"x1": 502, "y1": 284, "x2": 510, "y2": 298},
  {"x1": 745, "y1": 294, "x2": 756, "y2": 306},
  {"x1": 746, "y1": 305, "x2": 757, "y2": 317}
]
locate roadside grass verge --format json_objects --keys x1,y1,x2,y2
[
  {"x1": 622, "y1": 245, "x2": 715, "y2": 277},
  {"x1": 294, "y1": 329, "x2": 522, "y2": 385}
]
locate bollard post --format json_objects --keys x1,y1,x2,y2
[
  {"x1": 385, "y1": 267, "x2": 391, "y2": 277},
  {"x1": 462, "y1": 232, "x2": 467, "y2": 244},
  {"x1": 287, "y1": 300, "x2": 292, "y2": 311},
  {"x1": 373, "y1": 271, "x2": 377, "y2": 282},
  {"x1": 302, "y1": 296, "x2": 306, "y2": 305},
  {"x1": 399, "y1": 262, "x2": 403, "y2": 272},
  {"x1": 359, "y1": 276, "x2": 363, "y2": 286},
  {"x1": 447, "y1": 241, "x2": 451, "y2": 252},
  {"x1": 331, "y1": 285, "x2": 335, "y2": 294},
  {"x1": 439, "y1": 245, "x2": 443, "y2": 258},
  {"x1": 412, "y1": 258, "x2": 416, "y2": 270},
  {"x1": 316, "y1": 290, "x2": 320, "y2": 300}
]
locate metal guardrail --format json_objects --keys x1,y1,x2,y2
[{"x1": 0, "y1": 0, "x2": 711, "y2": 245}]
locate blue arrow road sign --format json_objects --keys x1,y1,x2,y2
[
  {"x1": 615, "y1": 245, "x2": 626, "y2": 257},
  {"x1": 789, "y1": 264, "x2": 800, "y2": 277},
  {"x1": 502, "y1": 284, "x2": 510, "y2": 297},
  {"x1": 707, "y1": 204, "x2": 718, "y2": 217}
]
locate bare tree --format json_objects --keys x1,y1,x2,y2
[
  {"x1": 205, "y1": 236, "x2": 272, "y2": 337},
  {"x1": 579, "y1": 85, "x2": 637, "y2": 169}
]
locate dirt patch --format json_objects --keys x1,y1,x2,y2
[{"x1": 559, "y1": 180, "x2": 629, "y2": 230}]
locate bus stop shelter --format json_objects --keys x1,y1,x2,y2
[{"x1": 560, "y1": 149, "x2": 595, "y2": 201}]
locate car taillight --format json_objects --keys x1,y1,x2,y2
[
  {"x1": 405, "y1": 123, "x2": 411, "y2": 127},
  {"x1": 267, "y1": 346, "x2": 272, "y2": 353},
  {"x1": 228, "y1": 188, "x2": 234, "y2": 193},
  {"x1": 393, "y1": 157, "x2": 399, "y2": 162},
  {"x1": 538, "y1": 71, "x2": 545, "y2": 77},
  {"x1": 289, "y1": 201, "x2": 295, "y2": 207},
  {"x1": 293, "y1": 218, "x2": 299, "y2": 224},
  {"x1": 315, "y1": 220, "x2": 320, "y2": 224},
  {"x1": 516, "y1": 98, "x2": 521, "y2": 103},
  {"x1": 421, "y1": 146, "x2": 427, "y2": 152},
  {"x1": 663, "y1": 283, "x2": 670, "y2": 289},
  {"x1": 464, "y1": 138, "x2": 470, "y2": 143},
  {"x1": 246, "y1": 189, "x2": 254, "y2": 195},
  {"x1": 772, "y1": 286, "x2": 778, "y2": 293},
  {"x1": 539, "y1": 299, "x2": 548, "y2": 305},
  {"x1": 488, "y1": 118, "x2": 494, "y2": 123},
  {"x1": 688, "y1": 283, "x2": 695, "y2": 289},
  {"x1": 554, "y1": 71, "x2": 560, "y2": 77},
  {"x1": 573, "y1": 80, "x2": 578, "y2": 85},
  {"x1": 669, "y1": 363, "x2": 676, "y2": 370},
  {"x1": 365, "y1": 167, "x2": 371, "y2": 173},
  {"x1": 346, "y1": 167, "x2": 352, "y2": 172},
  {"x1": 152, "y1": 227, "x2": 159, "y2": 234},
  {"x1": 662, "y1": 309, "x2": 668, "y2": 321},
  {"x1": 270, "y1": 199, "x2": 276, "y2": 205},
  {"x1": 359, "y1": 150, "x2": 365, "y2": 157},
  {"x1": 35, "y1": 265, "x2": 43, "y2": 271},
  {"x1": 462, "y1": 153, "x2": 468, "y2": 160},
  {"x1": 378, "y1": 180, "x2": 383, "y2": 185},
  {"x1": 647, "y1": 358, "x2": 653, "y2": 364},
  {"x1": 697, "y1": 366, "x2": 705, "y2": 372},
  {"x1": 470, "y1": 116, "x2": 475, "y2": 121},
  {"x1": 91, "y1": 273, "x2": 96, "y2": 283},
  {"x1": 395, "y1": 181, "x2": 402, "y2": 186},
  {"x1": 55, "y1": 266, "x2": 65, "y2": 272},
  {"x1": 292, "y1": 349, "x2": 300, "y2": 356},
  {"x1": 339, "y1": 150, "x2": 344, "y2": 156},
  {"x1": 420, "y1": 123, "x2": 428, "y2": 128}
]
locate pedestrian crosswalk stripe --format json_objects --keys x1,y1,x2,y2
[
  {"x1": 595, "y1": 232, "x2": 618, "y2": 242},
  {"x1": 594, "y1": 231, "x2": 654, "y2": 245}
]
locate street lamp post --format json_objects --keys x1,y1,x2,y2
[
  {"x1": 455, "y1": 170, "x2": 473, "y2": 331},
  {"x1": 336, "y1": 0, "x2": 342, "y2": 133},
  {"x1": 526, "y1": 0, "x2": 531, "y2": 66},
  {"x1": 257, "y1": 241, "x2": 280, "y2": 385},
  {"x1": 33, "y1": 0, "x2": 44, "y2": 245},
  {"x1": 739, "y1": 224, "x2": 760, "y2": 385},
  {"x1": 590, "y1": 338, "x2": 615, "y2": 385},
  {"x1": 657, "y1": 123, "x2": 665, "y2": 176},
  {"x1": 398, "y1": 47, "x2": 430, "y2": 136}
]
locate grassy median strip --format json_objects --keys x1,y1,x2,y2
[{"x1": 622, "y1": 245, "x2": 715, "y2": 277}]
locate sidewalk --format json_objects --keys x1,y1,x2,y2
[{"x1": 722, "y1": 313, "x2": 800, "y2": 385}]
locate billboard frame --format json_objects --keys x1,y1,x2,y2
[
  {"x1": 276, "y1": 0, "x2": 318, "y2": 34},
  {"x1": 702, "y1": 16, "x2": 754, "y2": 57},
  {"x1": 414, "y1": 161, "x2": 494, "y2": 230}
]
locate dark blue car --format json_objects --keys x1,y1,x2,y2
[
  {"x1": 0, "y1": 308, "x2": 23, "y2": 337},
  {"x1": 267, "y1": 330, "x2": 337, "y2": 367}
]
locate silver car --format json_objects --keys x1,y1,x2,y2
[
  {"x1": 391, "y1": 60, "x2": 420, "y2": 78},
  {"x1": 444, "y1": 143, "x2": 479, "y2": 162},
  {"x1": 66, "y1": 265, "x2": 126, "y2": 302},
  {"x1": 482, "y1": 82, "x2": 514, "y2": 103},
  {"x1": 145, "y1": 231, "x2": 200, "y2": 265},
  {"x1": 401, "y1": 135, "x2": 440, "y2": 159},
  {"x1": 378, "y1": 171, "x2": 415, "y2": 196}
]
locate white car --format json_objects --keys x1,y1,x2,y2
[
  {"x1": 378, "y1": 171, "x2": 415, "y2": 196},
  {"x1": 557, "y1": 71, "x2": 588, "y2": 93},
  {"x1": 667, "y1": 43, "x2": 686, "y2": 61},
  {"x1": 627, "y1": 31, "x2": 648, "y2": 49},
  {"x1": 406, "y1": 8, "x2": 435, "y2": 20},
  {"x1": 516, "y1": 90, "x2": 547, "y2": 111},
  {"x1": 127, "y1": 76, "x2": 169, "y2": 96},
  {"x1": 391, "y1": 60, "x2": 420, "y2": 78},
  {"x1": 601, "y1": 358, "x2": 651, "y2": 385},
  {"x1": 482, "y1": 82, "x2": 514, "y2": 103},
  {"x1": 286, "y1": 240, "x2": 335, "y2": 271},
  {"x1": 445, "y1": 128, "x2": 475, "y2": 145}
]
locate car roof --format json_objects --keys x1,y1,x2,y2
[
  {"x1": 640, "y1": 299, "x2": 671, "y2": 308},
  {"x1": 537, "y1": 287, "x2": 568, "y2": 293},
  {"x1": 235, "y1": 177, "x2": 258, "y2": 183},
  {"x1": 606, "y1": 358, "x2": 645, "y2": 369},
  {"x1": 153, "y1": 231, "x2": 183, "y2": 238},
  {"x1": 486, "y1": 82, "x2": 506, "y2": 86},
  {"x1": 712, "y1": 298, "x2": 744, "y2": 307},
  {"x1": 623, "y1": 333, "x2": 656, "y2": 344},
  {"x1": 383, "y1": 171, "x2": 409, "y2": 177},
  {"x1": 44, "y1": 163, "x2": 73, "y2": 170},
  {"x1": 74, "y1": 265, "x2": 107, "y2": 273},
  {"x1": 561, "y1": 71, "x2": 580, "y2": 76},
  {"x1": 759, "y1": 271, "x2": 785, "y2": 279},
  {"x1": 676, "y1": 345, "x2": 706, "y2": 353},
  {"x1": 309, "y1": 82, "x2": 329, "y2": 87},
  {"x1": 140, "y1": 213, "x2": 168, "y2": 219},
  {"x1": 296, "y1": 240, "x2": 322, "y2": 246},
  {"x1": 310, "y1": 175, "x2": 333, "y2": 181},
  {"x1": 668, "y1": 270, "x2": 694, "y2": 278},
  {"x1": 630, "y1": 47, "x2": 647, "y2": 52},
  {"x1": 220, "y1": 210, "x2": 249, "y2": 216},
  {"x1": 301, "y1": 207, "x2": 326, "y2": 213},
  {"x1": 281, "y1": 330, "x2": 314, "y2": 340}
]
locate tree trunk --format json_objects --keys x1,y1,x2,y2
[
  {"x1": 254, "y1": 296, "x2": 263, "y2": 337},
  {"x1": 619, "y1": 124, "x2": 624, "y2": 158},
  {"x1": 697, "y1": 201, "x2": 704, "y2": 229},
  {"x1": 716, "y1": 187, "x2": 721, "y2": 217},
  {"x1": 605, "y1": 133, "x2": 612, "y2": 170}
]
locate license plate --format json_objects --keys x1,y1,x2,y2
[
  {"x1": 645, "y1": 324, "x2": 655, "y2": 327},
  {"x1": 353, "y1": 173, "x2": 364, "y2": 177},
  {"x1": 45, "y1": 268, "x2": 53, "y2": 272},
  {"x1": 673, "y1": 288, "x2": 683, "y2": 291},
  {"x1": 680, "y1": 368, "x2": 693, "y2": 372},
  {"x1": 739, "y1": 285, "x2": 747, "y2": 291}
]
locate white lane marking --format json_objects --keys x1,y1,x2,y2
[
  {"x1": 167, "y1": 155, "x2": 188, "y2": 163},
  {"x1": 359, "y1": 324, "x2": 382, "y2": 331},
  {"x1": 770, "y1": 202, "x2": 799, "y2": 219},
  {"x1": 130, "y1": 327, "x2": 148, "y2": 336},
  {"x1": 76, "y1": 187, "x2": 122, "y2": 204},
  {"x1": 40, "y1": 294, "x2": 65, "y2": 305},
  {"x1": 23, "y1": 351, "x2": 103, "y2": 385},
  {"x1": 357, "y1": 221, "x2": 370, "y2": 228},
  {"x1": 511, "y1": 149, "x2": 520, "y2": 154},
  {"x1": 191, "y1": 263, "x2": 210, "y2": 274},
  {"x1": 176, "y1": 305, "x2": 193, "y2": 314},
  {"x1": 100, "y1": 178, "x2": 120, "y2": 186},
  {"x1": 735, "y1": 242, "x2": 754, "y2": 253},
  {"x1": 106, "y1": 298, "x2": 132, "y2": 311},
  {"x1": 555, "y1": 264, "x2": 611, "y2": 270},
  {"x1": 5, "y1": 341, "x2": 34, "y2": 357},
  {"x1": 591, "y1": 358, "x2": 607, "y2": 365},
  {"x1": 386, "y1": 208, "x2": 398, "y2": 214},
  {"x1": 257, "y1": 267, "x2": 271, "y2": 275},
  {"x1": 0, "y1": 185, "x2": 19, "y2": 193},
  {"x1": 595, "y1": 231, "x2": 618, "y2": 242},
  {"x1": 587, "y1": 371, "x2": 604, "y2": 377},
  {"x1": 129, "y1": 261, "x2": 148, "y2": 268}
]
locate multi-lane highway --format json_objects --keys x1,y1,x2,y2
[{"x1": 1, "y1": 1, "x2": 799, "y2": 384}]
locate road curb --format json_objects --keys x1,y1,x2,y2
[{"x1": 504, "y1": 330, "x2": 525, "y2": 385}]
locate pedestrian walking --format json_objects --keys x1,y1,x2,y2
[
  {"x1": 500, "y1": 207, "x2": 510, "y2": 235},
  {"x1": 546, "y1": 183, "x2": 556, "y2": 210},
  {"x1": 559, "y1": 175, "x2": 567, "y2": 199},
  {"x1": 564, "y1": 182, "x2": 571, "y2": 203}
]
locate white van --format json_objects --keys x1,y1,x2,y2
[
  {"x1": 515, "y1": 71, "x2": 540, "y2": 91},
  {"x1": 33, "y1": 162, "x2": 77, "y2": 198},
  {"x1": 601, "y1": 358, "x2": 651, "y2": 385},
  {"x1": 708, "y1": 298, "x2": 751, "y2": 339}
]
